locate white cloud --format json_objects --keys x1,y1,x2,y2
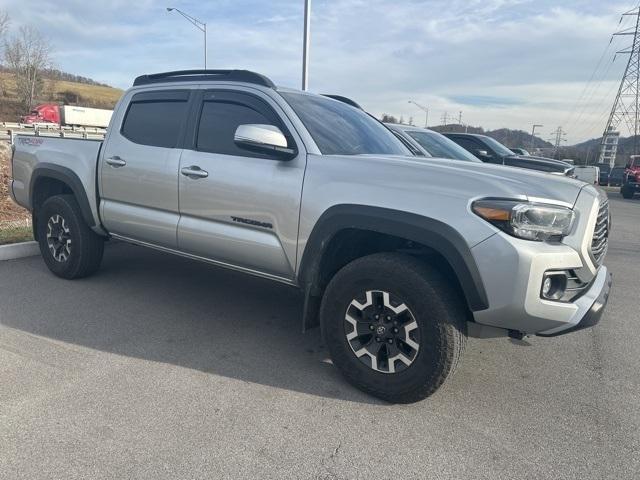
[{"x1": 0, "y1": 0, "x2": 633, "y2": 142}]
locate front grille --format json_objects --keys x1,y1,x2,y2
[{"x1": 590, "y1": 199, "x2": 609, "y2": 265}]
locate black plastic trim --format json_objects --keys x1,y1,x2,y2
[
  {"x1": 131, "y1": 90, "x2": 190, "y2": 102},
  {"x1": 321, "y1": 94, "x2": 363, "y2": 109},
  {"x1": 298, "y1": 205, "x2": 490, "y2": 312},
  {"x1": 29, "y1": 163, "x2": 96, "y2": 227},
  {"x1": 133, "y1": 70, "x2": 276, "y2": 89}
]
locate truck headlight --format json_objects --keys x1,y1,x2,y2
[{"x1": 472, "y1": 199, "x2": 575, "y2": 241}]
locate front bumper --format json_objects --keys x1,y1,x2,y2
[
  {"x1": 471, "y1": 185, "x2": 611, "y2": 336},
  {"x1": 537, "y1": 268, "x2": 612, "y2": 336},
  {"x1": 471, "y1": 234, "x2": 612, "y2": 336}
]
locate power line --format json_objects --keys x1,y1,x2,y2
[
  {"x1": 562, "y1": 37, "x2": 615, "y2": 127},
  {"x1": 599, "y1": 6, "x2": 640, "y2": 166},
  {"x1": 564, "y1": 10, "x2": 637, "y2": 134}
]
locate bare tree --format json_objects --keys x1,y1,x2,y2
[
  {"x1": 381, "y1": 114, "x2": 398, "y2": 124},
  {"x1": 4, "y1": 25, "x2": 52, "y2": 110},
  {"x1": 0, "y1": 11, "x2": 8, "y2": 38},
  {"x1": 0, "y1": 10, "x2": 9, "y2": 96}
]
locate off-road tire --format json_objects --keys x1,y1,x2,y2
[
  {"x1": 320, "y1": 252, "x2": 467, "y2": 404},
  {"x1": 36, "y1": 194, "x2": 104, "y2": 279}
]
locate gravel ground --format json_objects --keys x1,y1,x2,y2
[{"x1": 0, "y1": 194, "x2": 638, "y2": 479}]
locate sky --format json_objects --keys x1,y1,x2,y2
[{"x1": 0, "y1": 0, "x2": 638, "y2": 144}]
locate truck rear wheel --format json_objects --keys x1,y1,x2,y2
[
  {"x1": 36, "y1": 195, "x2": 104, "y2": 279},
  {"x1": 320, "y1": 252, "x2": 467, "y2": 403}
]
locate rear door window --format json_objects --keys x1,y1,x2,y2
[{"x1": 121, "y1": 90, "x2": 190, "y2": 148}]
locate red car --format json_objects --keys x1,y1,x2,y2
[{"x1": 622, "y1": 156, "x2": 640, "y2": 199}]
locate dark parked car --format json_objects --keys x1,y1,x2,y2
[
  {"x1": 596, "y1": 163, "x2": 611, "y2": 185},
  {"x1": 609, "y1": 166, "x2": 625, "y2": 187},
  {"x1": 510, "y1": 147, "x2": 531, "y2": 156},
  {"x1": 385, "y1": 124, "x2": 481, "y2": 162},
  {"x1": 443, "y1": 133, "x2": 575, "y2": 176}
]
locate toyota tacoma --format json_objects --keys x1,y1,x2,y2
[{"x1": 10, "y1": 70, "x2": 612, "y2": 403}]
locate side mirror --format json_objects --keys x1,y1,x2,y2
[
  {"x1": 234, "y1": 124, "x2": 297, "y2": 160},
  {"x1": 476, "y1": 150, "x2": 490, "y2": 157}
]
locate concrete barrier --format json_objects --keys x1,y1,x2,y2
[{"x1": 0, "y1": 241, "x2": 39, "y2": 261}]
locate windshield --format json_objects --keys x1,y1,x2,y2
[
  {"x1": 280, "y1": 92, "x2": 409, "y2": 156},
  {"x1": 481, "y1": 136, "x2": 515, "y2": 157},
  {"x1": 406, "y1": 130, "x2": 480, "y2": 162}
]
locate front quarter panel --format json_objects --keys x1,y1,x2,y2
[{"x1": 296, "y1": 154, "x2": 499, "y2": 270}]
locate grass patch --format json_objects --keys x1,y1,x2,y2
[
  {"x1": 0, "y1": 71, "x2": 123, "y2": 120},
  {"x1": 0, "y1": 225, "x2": 33, "y2": 245}
]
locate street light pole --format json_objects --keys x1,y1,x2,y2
[
  {"x1": 408, "y1": 101, "x2": 429, "y2": 128},
  {"x1": 531, "y1": 124, "x2": 543, "y2": 151},
  {"x1": 302, "y1": 0, "x2": 311, "y2": 90},
  {"x1": 167, "y1": 7, "x2": 207, "y2": 69}
]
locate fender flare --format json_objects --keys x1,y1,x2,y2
[
  {"x1": 298, "y1": 204, "x2": 489, "y2": 312},
  {"x1": 29, "y1": 163, "x2": 96, "y2": 227}
]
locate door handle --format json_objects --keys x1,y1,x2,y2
[
  {"x1": 106, "y1": 156, "x2": 126, "y2": 168},
  {"x1": 181, "y1": 166, "x2": 209, "y2": 179}
]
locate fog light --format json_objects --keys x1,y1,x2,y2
[{"x1": 541, "y1": 273, "x2": 568, "y2": 300}]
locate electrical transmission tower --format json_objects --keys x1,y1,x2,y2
[
  {"x1": 599, "y1": 7, "x2": 640, "y2": 167},
  {"x1": 550, "y1": 126, "x2": 567, "y2": 158}
]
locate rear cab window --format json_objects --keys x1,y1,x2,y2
[{"x1": 121, "y1": 90, "x2": 190, "y2": 148}]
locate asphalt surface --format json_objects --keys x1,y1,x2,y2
[{"x1": 0, "y1": 194, "x2": 638, "y2": 479}]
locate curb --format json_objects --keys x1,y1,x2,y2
[{"x1": 0, "y1": 241, "x2": 39, "y2": 261}]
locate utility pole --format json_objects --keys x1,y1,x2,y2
[
  {"x1": 458, "y1": 111, "x2": 463, "y2": 125},
  {"x1": 408, "y1": 100, "x2": 429, "y2": 128},
  {"x1": 441, "y1": 112, "x2": 449, "y2": 126},
  {"x1": 600, "y1": 6, "x2": 640, "y2": 167},
  {"x1": 549, "y1": 126, "x2": 567, "y2": 159},
  {"x1": 530, "y1": 124, "x2": 543, "y2": 151},
  {"x1": 302, "y1": 0, "x2": 311, "y2": 90}
]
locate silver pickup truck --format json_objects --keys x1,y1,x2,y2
[{"x1": 10, "y1": 70, "x2": 612, "y2": 403}]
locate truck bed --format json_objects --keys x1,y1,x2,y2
[{"x1": 10, "y1": 136, "x2": 103, "y2": 231}]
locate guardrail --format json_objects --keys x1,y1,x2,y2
[{"x1": 1, "y1": 122, "x2": 106, "y2": 143}]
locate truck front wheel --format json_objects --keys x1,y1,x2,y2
[
  {"x1": 36, "y1": 195, "x2": 104, "y2": 279},
  {"x1": 320, "y1": 252, "x2": 467, "y2": 403}
]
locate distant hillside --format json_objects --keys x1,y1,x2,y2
[
  {"x1": 555, "y1": 135, "x2": 640, "y2": 165},
  {"x1": 0, "y1": 71, "x2": 123, "y2": 122}
]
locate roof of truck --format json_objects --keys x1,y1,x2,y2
[{"x1": 132, "y1": 70, "x2": 276, "y2": 89}]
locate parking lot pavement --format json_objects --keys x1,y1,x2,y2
[{"x1": 0, "y1": 194, "x2": 638, "y2": 480}]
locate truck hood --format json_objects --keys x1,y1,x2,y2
[{"x1": 361, "y1": 154, "x2": 586, "y2": 206}]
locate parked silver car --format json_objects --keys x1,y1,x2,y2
[{"x1": 385, "y1": 123, "x2": 481, "y2": 161}]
